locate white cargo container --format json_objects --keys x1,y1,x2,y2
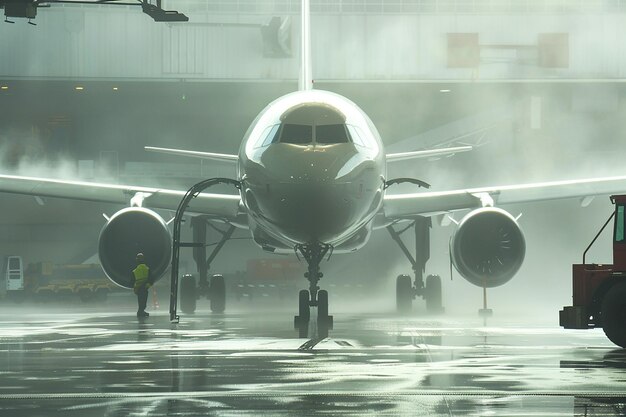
[{"x1": 5, "y1": 256, "x2": 24, "y2": 291}]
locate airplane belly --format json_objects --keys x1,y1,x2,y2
[{"x1": 243, "y1": 179, "x2": 382, "y2": 246}]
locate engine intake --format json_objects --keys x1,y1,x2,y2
[
  {"x1": 98, "y1": 207, "x2": 171, "y2": 288},
  {"x1": 450, "y1": 207, "x2": 525, "y2": 288}
]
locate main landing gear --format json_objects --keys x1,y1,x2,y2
[
  {"x1": 178, "y1": 216, "x2": 233, "y2": 315},
  {"x1": 388, "y1": 216, "x2": 444, "y2": 315},
  {"x1": 293, "y1": 242, "x2": 334, "y2": 339},
  {"x1": 168, "y1": 177, "x2": 241, "y2": 323}
]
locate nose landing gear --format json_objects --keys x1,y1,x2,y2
[{"x1": 293, "y1": 242, "x2": 334, "y2": 339}]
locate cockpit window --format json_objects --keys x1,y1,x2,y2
[
  {"x1": 346, "y1": 125, "x2": 366, "y2": 147},
  {"x1": 257, "y1": 121, "x2": 373, "y2": 149},
  {"x1": 260, "y1": 124, "x2": 281, "y2": 147},
  {"x1": 279, "y1": 124, "x2": 312, "y2": 144},
  {"x1": 315, "y1": 124, "x2": 350, "y2": 144}
]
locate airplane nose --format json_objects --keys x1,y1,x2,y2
[
  {"x1": 283, "y1": 148, "x2": 344, "y2": 183},
  {"x1": 245, "y1": 143, "x2": 381, "y2": 244}
]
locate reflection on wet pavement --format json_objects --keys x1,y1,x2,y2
[{"x1": 0, "y1": 304, "x2": 625, "y2": 416}]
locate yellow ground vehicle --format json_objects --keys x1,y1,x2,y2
[{"x1": 5, "y1": 257, "x2": 118, "y2": 302}]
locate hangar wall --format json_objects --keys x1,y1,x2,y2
[
  {"x1": 0, "y1": 223, "x2": 100, "y2": 266},
  {"x1": 0, "y1": 1, "x2": 624, "y2": 299},
  {"x1": 0, "y1": 2, "x2": 625, "y2": 81}
]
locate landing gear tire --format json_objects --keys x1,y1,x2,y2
[
  {"x1": 294, "y1": 289, "x2": 310, "y2": 338},
  {"x1": 425, "y1": 274, "x2": 444, "y2": 314},
  {"x1": 396, "y1": 274, "x2": 412, "y2": 314},
  {"x1": 601, "y1": 282, "x2": 626, "y2": 348},
  {"x1": 317, "y1": 289, "x2": 333, "y2": 339},
  {"x1": 180, "y1": 274, "x2": 197, "y2": 314},
  {"x1": 210, "y1": 274, "x2": 226, "y2": 314}
]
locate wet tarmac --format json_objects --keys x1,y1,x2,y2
[{"x1": 1, "y1": 299, "x2": 625, "y2": 416}]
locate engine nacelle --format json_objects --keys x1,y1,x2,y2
[
  {"x1": 450, "y1": 207, "x2": 525, "y2": 288},
  {"x1": 98, "y1": 207, "x2": 171, "y2": 289}
]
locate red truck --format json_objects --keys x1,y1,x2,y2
[
  {"x1": 232, "y1": 258, "x2": 305, "y2": 301},
  {"x1": 560, "y1": 195, "x2": 626, "y2": 348}
]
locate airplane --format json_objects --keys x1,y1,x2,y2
[{"x1": 2, "y1": 0, "x2": 626, "y2": 339}]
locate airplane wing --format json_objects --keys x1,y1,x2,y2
[
  {"x1": 384, "y1": 175, "x2": 626, "y2": 218},
  {"x1": 145, "y1": 146, "x2": 238, "y2": 162},
  {"x1": 0, "y1": 174, "x2": 241, "y2": 219},
  {"x1": 386, "y1": 145, "x2": 472, "y2": 162}
]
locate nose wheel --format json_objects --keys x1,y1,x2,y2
[
  {"x1": 293, "y1": 242, "x2": 334, "y2": 339},
  {"x1": 317, "y1": 289, "x2": 333, "y2": 339},
  {"x1": 294, "y1": 289, "x2": 334, "y2": 339},
  {"x1": 294, "y1": 290, "x2": 311, "y2": 338}
]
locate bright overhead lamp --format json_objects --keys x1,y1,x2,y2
[
  {"x1": 75, "y1": 86, "x2": 84, "y2": 91},
  {"x1": 112, "y1": 87, "x2": 119, "y2": 91},
  {"x1": 0, "y1": 86, "x2": 8, "y2": 90},
  {"x1": 439, "y1": 89, "x2": 451, "y2": 93}
]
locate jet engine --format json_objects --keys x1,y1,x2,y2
[
  {"x1": 450, "y1": 207, "x2": 525, "y2": 288},
  {"x1": 98, "y1": 207, "x2": 172, "y2": 288}
]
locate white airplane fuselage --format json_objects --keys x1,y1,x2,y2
[{"x1": 238, "y1": 89, "x2": 387, "y2": 253}]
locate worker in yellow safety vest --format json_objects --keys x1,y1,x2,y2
[{"x1": 133, "y1": 253, "x2": 152, "y2": 317}]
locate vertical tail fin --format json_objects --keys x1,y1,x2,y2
[{"x1": 299, "y1": 0, "x2": 313, "y2": 91}]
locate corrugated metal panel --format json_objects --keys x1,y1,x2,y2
[
  {"x1": 168, "y1": 0, "x2": 626, "y2": 15},
  {"x1": 163, "y1": 26, "x2": 204, "y2": 75},
  {"x1": 1, "y1": 6, "x2": 626, "y2": 80}
]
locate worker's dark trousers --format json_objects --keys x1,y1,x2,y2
[{"x1": 136, "y1": 288, "x2": 148, "y2": 314}]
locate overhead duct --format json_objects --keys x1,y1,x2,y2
[
  {"x1": 141, "y1": 0, "x2": 188, "y2": 22},
  {"x1": 1, "y1": 0, "x2": 188, "y2": 24}
]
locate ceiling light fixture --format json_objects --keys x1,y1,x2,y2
[
  {"x1": 2, "y1": 0, "x2": 188, "y2": 25},
  {"x1": 141, "y1": 1, "x2": 188, "y2": 22}
]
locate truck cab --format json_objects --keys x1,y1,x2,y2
[
  {"x1": 5, "y1": 256, "x2": 24, "y2": 291},
  {"x1": 561, "y1": 195, "x2": 626, "y2": 348},
  {"x1": 613, "y1": 195, "x2": 626, "y2": 270}
]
